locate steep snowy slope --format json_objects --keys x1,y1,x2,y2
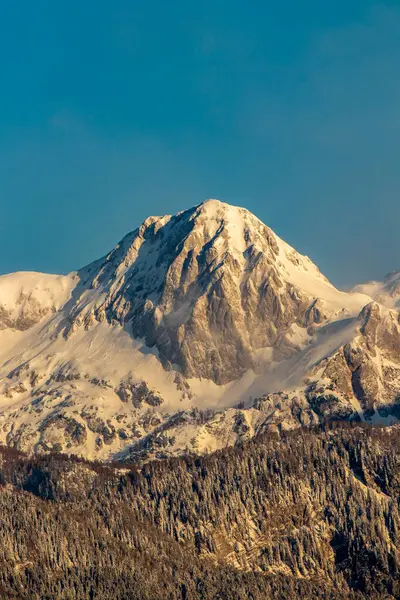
[{"x1": 0, "y1": 198, "x2": 393, "y2": 461}]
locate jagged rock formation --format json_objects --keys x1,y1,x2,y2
[
  {"x1": 0, "y1": 198, "x2": 399, "y2": 460},
  {"x1": 64, "y1": 199, "x2": 369, "y2": 383},
  {"x1": 255, "y1": 301, "x2": 400, "y2": 433}
]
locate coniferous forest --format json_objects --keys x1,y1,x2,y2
[{"x1": 1, "y1": 423, "x2": 400, "y2": 599}]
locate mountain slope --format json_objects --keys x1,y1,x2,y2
[
  {"x1": 0, "y1": 198, "x2": 398, "y2": 460},
  {"x1": 0, "y1": 271, "x2": 75, "y2": 330},
  {"x1": 0, "y1": 424, "x2": 399, "y2": 599},
  {"x1": 253, "y1": 301, "x2": 400, "y2": 433}
]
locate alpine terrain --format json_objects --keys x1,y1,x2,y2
[
  {"x1": 2, "y1": 199, "x2": 400, "y2": 600},
  {"x1": 0, "y1": 199, "x2": 399, "y2": 462}
]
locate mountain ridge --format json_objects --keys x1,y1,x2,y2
[{"x1": 0, "y1": 199, "x2": 398, "y2": 461}]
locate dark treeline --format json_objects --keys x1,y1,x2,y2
[{"x1": 1, "y1": 423, "x2": 400, "y2": 598}]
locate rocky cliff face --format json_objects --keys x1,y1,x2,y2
[
  {"x1": 0, "y1": 199, "x2": 398, "y2": 461},
  {"x1": 255, "y1": 301, "x2": 400, "y2": 432},
  {"x1": 63, "y1": 199, "x2": 368, "y2": 384}
]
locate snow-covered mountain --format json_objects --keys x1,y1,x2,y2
[
  {"x1": 62, "y1": 199, "x2": 371, "y2": 383},
  {"x1": 0, "y1": 199, "x2": 398, "y2": 461}
]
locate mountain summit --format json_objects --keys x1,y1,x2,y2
[
  {"x1": 0, "y1": 199, "x2": 398, "y2": 460},
  {"x1": 63, "y1": 199, "x2": 368, "y2": 383}
]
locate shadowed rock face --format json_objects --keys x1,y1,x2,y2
[
  {"x1": 344, "y1": 303, "x2": 400, "y2": 410},
  {"x1": 63, "y1": 200, "x2": 341, "y2": 384}
]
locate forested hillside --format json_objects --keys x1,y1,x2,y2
[{"x1": 1, "y1": 423, "x2": 400, "y2": 599}]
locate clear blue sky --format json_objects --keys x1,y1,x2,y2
[{"x1": 0, "y1": 1, "x2": 399, "y2": 286}]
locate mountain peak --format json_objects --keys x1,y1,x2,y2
[
  {"x1": 384, "y1": 271, "x2": 400, "y2": 282},
  {"x1": 58, "y1": 198, "x2": 372, "y2": 385},
  {"x1": 195, "y1": 197, "x2": 255, "y2": 222},
  {"x1": 199, "y1": 197, "x2": 225, "y2": 208},
  {"x1": 0, "y1": 197, "x2": 397, "y2": 460}
]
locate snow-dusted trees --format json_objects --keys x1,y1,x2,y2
[{"x1": 0, "y1": 423, "x2": 399, "y2": 598}]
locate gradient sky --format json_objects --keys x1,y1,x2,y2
[{"x1": 0, "y1": 1, "x2": 399, "y2": 286}]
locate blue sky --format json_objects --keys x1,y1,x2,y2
[{"x1": 0, "y1": 1, "x2": 399, "y2": 286}]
